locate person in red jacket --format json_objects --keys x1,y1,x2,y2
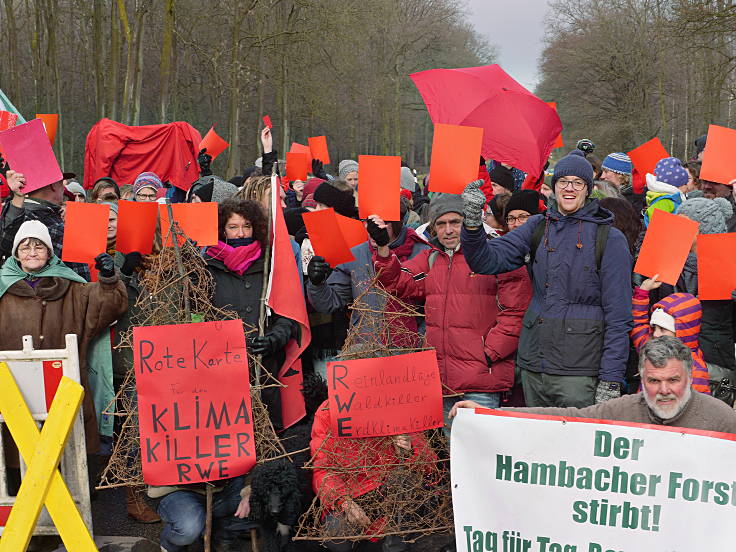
[{"x1": 369, "y1": 194, "x2": 533, "y2": 435}]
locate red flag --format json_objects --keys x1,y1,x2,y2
[{"x1": 267, "y1": 174, "x2": 311, "y2": 428}]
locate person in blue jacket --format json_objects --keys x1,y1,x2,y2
[{"x1": 460, "y1": 150, "x2": 633, "y2": 408}]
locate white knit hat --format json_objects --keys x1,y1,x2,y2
[
  {"x1": 650, "y1": 308, "x2": 676, "y2": 334},
  {"x1": 13, "y1": 221, "x2": 53, "y2": 258}
]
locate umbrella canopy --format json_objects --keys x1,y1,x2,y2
[{"x1": 410, "y1": 64, "x2": 561, "y2": 178}]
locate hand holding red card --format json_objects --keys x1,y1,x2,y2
[
  {"x1": 62, "y1": 202, "x2": 110, "y2": 264},
  {"x1": 262, "y1": 115, "x2": 273, "y2": 129},
  {"x1": 198, "y1": 126, "x2": 229, "y2": 160}
]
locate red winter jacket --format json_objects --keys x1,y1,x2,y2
[{"x1": 374, "y1": 240, "x2": 532, "y2": 394}]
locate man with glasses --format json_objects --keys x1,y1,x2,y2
[
  {"x1": 460, "y1": 150, "x2": 633, "y2": 408},
  {"x1": 132, "y1": 171, "x2": 164, "y2": 202}
]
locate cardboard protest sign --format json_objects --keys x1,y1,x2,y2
[
  {"x1": 634, "y1": 209, "x2": 698, "y2": 285},
  {"x1": 700, "y1": 124, "x2": 736, "y2": 185},
  {"x1": 36, "y1": 113, "x2": 58, "y2": 145},
  {"x1": 335, "y1": 213, "x2": 368, "y2": 248},
  {"x1": 546, "y1": 102, "x2": 564, "y2": 148},
  {"x1": 116, "y1": 200, "x2": 159, "y2": 255},
  {"x1": 0, "y1": 119, "x2": 63, "y2": 194},
  {"x1": 302, "y1": 208, "x2": 355, "y2": 267},
  {"x1": 429, "y1": 123, "x2": 484, "y2": 194},
  {"x1": 159, "y1": 202, "x2": 218, "y2": 247},
  {"x1": 326, "y1": 350, "x2": 443, "y2": 438},
  {"x1": 198, "y1": 126, "x2": 229, "y2": 160},
  {"x1": 133, "y1": 320, "x2": 256, "y2": 485},
  {"x1": 285, "y1": 152, "x2": 310, "y2": 182},
  {"x1": 61, "y1": 202, "x2": 110, "y2": 264},
  {"x1": 308, "y1": 136, "x2": 330, "y2": 165},
  {"x1": 0, "y1": 111, "x2": 18, "y2": 132},
  {"x1": 451, "y1": 407, "x2": 736, "y2": 552},
  {"x1": 262, "y1": 115, "x2": 273, "y2": 129},
  {"x1": 289, "y1": 142, "x2": 313, "y2": 165},
  {"x1": 358, "y1": 155, "x2": 401, "y2": 221},
  {"x1": 627, "y1": 137, "x2": 669, "y2": 177},
  {"x1": 697, "y1": 233, "x2": 736, "y2": 300}
]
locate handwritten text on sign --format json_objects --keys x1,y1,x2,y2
[
  {"x1": 133, "y1": 320, "x2": 256, "y2": 485},
  {"x1": 326, "y1": 350, "x2": 443, "y2": 438}
]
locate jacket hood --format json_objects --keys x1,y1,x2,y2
[
  {"x1": 651, "y1": 293, "x2": 701, "y2": 351},
  {"x1": 646, "y1": 173, "x2": 685, "y2": 199},
  {"x1": 547, "y1": 197, "x2": 614, "y2": 225}
]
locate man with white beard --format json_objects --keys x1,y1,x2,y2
[{"x1": 451, "y1": 336, "x2": 736, "y2": 433}]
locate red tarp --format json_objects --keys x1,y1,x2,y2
[{"x1": 83, "y1": 118, "x2": 202, "y2": 191}]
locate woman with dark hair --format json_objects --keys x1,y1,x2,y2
[{"x1": 598, "y1": 197, "x2": 642, "y2": 256}]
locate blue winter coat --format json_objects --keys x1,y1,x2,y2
[{"x1": 461, "y1": 199, "x2": 633, "y2": 384}]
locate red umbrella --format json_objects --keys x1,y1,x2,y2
[{"x1": 410, "y1": 64, "x2": 562, "y2": 178}]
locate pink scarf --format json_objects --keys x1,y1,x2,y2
[{"x1": 206, "y1": 240, "x2": 262, "y2": 275}]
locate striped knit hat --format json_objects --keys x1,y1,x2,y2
[{"x1": 601, "y1": 152, "x2": 633, "y2": 176}]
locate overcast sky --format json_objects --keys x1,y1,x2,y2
[{"x1": 464, "y1": 0, "x2": 550, "y2": 91}]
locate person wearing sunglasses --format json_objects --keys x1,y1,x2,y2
[{"x1": 460, "y1": 149, "x2": 633, "y2": 410}]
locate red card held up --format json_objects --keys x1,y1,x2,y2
[
  {"x1": 627, "y1": 137, "x2": 669, "y2": 177},
  {"x1": 286, "y1": 152, "x2": 310, "y2": 182},
  {"x1": 700, "y1": 124, "x2": 736, "y2": 186},
  {"x1": 308, "y1": 136, "x2": 330, "y2": 165},
  {"x1": 198, "y1": 126, "x2": 229, "y2": 161},
  {"x1": 697, "y1": 233, "x2": 736, "y2": 300},
  {"x1": 36, "y1": 114, "x2": 58, "y2": 145},
  {"x1": 429, "y1": 123, "x2": 484, "y2": 194},
  {"x1": 358, "y1": 155, "x2": 401, "y2": 221},
  {"x1": 303, "y1": 208, "x2": 355, "y2": 267},
  {"x1": 159, "y1": 202, "x2": 218, "y2": 247},
  {"x1": 62, "y1": 202, "x2": 110, "y2": 264},
  {"x1": 0, "y1": 119, "x2": 63, "y2": 194},
  {"x1": 335, "y1": 213, "x2": 368, "y2": 248},
  {"x1": 634, "y1": 209, "x2": 698, "y2": 285},
  {"x1": 262, "y1": 115, "x2": 273, "y2": 129},
  {"x1": 289, "y1": 142, "x2": 313, "y2": 165},
  {"x1": 116, "y1": 200, "x2": 159, "y2": 255}
]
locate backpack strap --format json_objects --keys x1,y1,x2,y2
[
  {"x1": 595, "y1": 224, "x2": 610, "y2": 271},
  {"x1": 528, "y1": 217, "x2": 547, "y2": 269}
]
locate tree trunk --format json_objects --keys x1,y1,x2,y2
[
  {"x1": 92, "y1": 0, "x2": 106, "y2": 119},
  {"x1": 3, "y1": 0, "x2": 21, "y2": 102},
  {"x1": 159, "y1": 0, "x2": 175, "y2": 122},
  {"x1": 225, "y1": 0, "x2": 242, "y2": 178},
  {"x1": 119, "y1": 0, "x2": 134, "y2": 124},
  {"x1": 108, "y1": 1, "x2": 121, "y2": 121}
]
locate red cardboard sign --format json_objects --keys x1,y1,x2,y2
[
  {"x1": 358, "y1": 155, "x2": 401, "y2": 221},
  {"x1": 326, "y1": 350, "x2": 444, "y2": 438},
  {"x1": 303, "y1": 208, "x2": 355, "y2": 267},
  {"x1": 697, "y1": 233, "x2": 736, "y2": 300},
  {"x1": 627, "y1": 137, "x2": 669, "y2": 177},
  {"x1": 634, "y1": 210, "x2": 698, "y2": 285},
  {"x1": 428, "y1": 123, "x2": 484, "y2": 194},
  {"x1": 198, "y1": 126, "x2": 229, "y2": 161},
  {"x1": 262, "y1": 115, "x2": 273, "y2": 129},
  {"x1": 546, "y1": 102, "x2": 564, "y2": 149},
  {"x1": 133, "y1": 320, "x2": 256, "y2": 485},
  {"x1": 335, "y1": 213, "x2": 368, "y2": 248},
  {"x1": 289, "y1": 142, "x2": 312, "y2": 165},
  {"x1": 61, "y1": 202, "x2": 110, "y2": 264},
  {"x1": 159, "y1": 202, "x2": 218, "y2": 247},
  {"x1": 700, "y1": 124, "x2": 736, "y2": 185},
  {"x1": 286, "y1": 152, "x2": 310, "y2": 182},
  {"x1": 308, "y1": 136, "x2": 330, "y2": 165},
  {"x1": 0, "y1": 119, "x2": 63, "y2": 194},
  {"x1": 0, "y1": 111, "x2": 18, "y2": 132},
  {"x1": 36, "y1": 113, "x2": 58, "y2": 145},
  {"x1": 116, "y1": 200, "x2": 159, "y2": 255}
]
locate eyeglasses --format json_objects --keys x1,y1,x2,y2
[
  {"x1": 506, "y1": 213, "x2": 530, "y2": 224},
  {"x1": 17, "y1": 245, "x2": 48, "y2": 255},
  {"x1": 557, "y1": 178, "x2": 587, "y2": 191},
  {"x1": 135, "y1": 192, "x2": 158, "y2": 201}
]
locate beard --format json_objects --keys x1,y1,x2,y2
[{"x1": 644, "y1": 385, "x2": 692, "y2": 420}]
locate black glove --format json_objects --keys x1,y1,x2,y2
[
  {"x1": 94, "y1": 253, "x2": 116, "y2": 278},
  {"x1": 307, "y1": 256, "x2": 331, "y2": 285},
  {"x1": 366, "y1": 219, "x2": 390, "y2": 247},
  {"x1": 120, "y1": 251, "x2": 143, "y2": 276},
  {"x1": 198, "y1": 148, "x2": 213, "y2": 176},
  {"x1": 250, "y1": 334, "x2": 279, "y2": 356},
  {"x1": 311, "y1": 159, "x2": 328, "y2": 180},
  {"x1": 0, "y1": 155, "x2": 9, "y2": 178}
]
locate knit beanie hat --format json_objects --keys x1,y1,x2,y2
[
  {"x1": 313, "y1": 182, "x2": 356, "y2": 218},
  {"x1": 504, "y1": 190, "x2": 541, "y2": 218},
  {"x1": 601, "y1": 152, "x2": 633, "y2": 176},
  {"x1": 489, "y1": 165, "x2": 515, "y2": 192},
  {"x1": 189, "y1": 176, "x2": 238, "y2": 204},
  {"x1": 400, "y1": 167, "x2": 416, "y2": 192},
  {"x1": 303, "y1": 177, "x2": 326, "y2": 198},
  {"x1": 694, "y1": 134, "x2": 707, "y2": 156},
  {"x1": 13, "y1": 220, "x2": 54, "y2": 257},
  {"x1": 654, "y1": 157, "x2": 689, "y2": 189},
  {"x1": 338, "y1": 159, "x2": 359, "y2": 179},
  {"x1": 551, "y1": 149, "x2": 594, "y2": 191},
  {"x1": 428, "y1": 193, "x2": 464, "y2": 224},
  {"x1": 677, "y1": 197, "x2": 733, "y2": 235},
  {"x1": 133, "y1": 172, "x2": 163, "y2": 194},
  {"x1": 101, "y1": 201, "x2": 119, "y2": 215}
]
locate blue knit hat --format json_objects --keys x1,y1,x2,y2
[
  {"x1": 601, "y1": 152, "x2": 633, "y2": 176},
  {"x1": 654, "y1": 157, "x2": 689, "y2": 188},
  {"x1": 552, "y1": 149, "x2": 594, "y2": 191}
]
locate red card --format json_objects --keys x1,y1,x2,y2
[
  {"x1": 62, "y1": 202, "x2": 110, "y2": 264},
  {"x1": 0, "y1": 119, "x2": 63, "y2": 194},
  {"x1": 198, "y1": 126, "x2": 229, "y2": 161},
  {"x1": 628, "y1": 137, "x2": 669, "y2": 177},
  {"x1": 326, "y1": 350, "x2": 444, "y2": 438},
  {"x1": 262, "y1": 115, "x2": 273, "y2": 129},
  {"x1": 134, "y1": 320, "x2": 256, "y2": 485},
  {"x1": 160, "y1": 202, "x2": 219, "y2": 247},
  {"x1": 634, "y1": 210, "x2": 698, "y2": 285},
  {"x1": 286, "y1": 152, "x2": 309, "y2": 182},
  {"x1": 697, "y1": 233, "x2": 736, "y2": 300},
  {"x1": 308, "y1": 136, "x2": 330, "y2": 165},
  {"x1": 428, "y1": 123, "x2": 484, "y2": 194},
  {"x1": 303, "y1": 208, "x2": 355, "y2": 267},
  {"x1": 335, "y1": 213, "x2": 368, "y2": 248},
  {"x1": 546, "y1": 102, "x2": 564, "y2": 149},
  {"x1": 700, "y1": 124, "x2": 736, "y2": 185},
  {"x1": 36, "y1": 114, "x2": 58, "y2": 145},
  {"x1": 0, "y1": 111, "x2": 18, "y2": 132},
  {"x1": 116, "y1": 200, "x2": 159, "y2": 254},
  {"x1": 358, "y1": 155, "x2": 401, "y2": 221},
  {"x1": 289, "y1": 142, "x2": 312, "y2": 165}
]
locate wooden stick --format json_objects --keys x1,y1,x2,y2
[{"x1": 204, "y1": 484, "x2": 213, "y2": 552}]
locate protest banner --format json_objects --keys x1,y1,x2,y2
[
  {"x1": 697, "y1": 233, "x2": 736, "y2": 300},
  {"x1": 627, "y1": 138, "x2": 669, "y2": 177},
  {"x1": 302, "y1": 208, "x2": 355, "y2": 267},
  {"x1": 452, "y1": 407, "x2": 736, "y2": 552},
  {"x1": 0, "y1": 119, "x2": 63, "y2": 194},
  {"x1": 634, "y1": 209, "x2": 698, "y2": 285},
  {"x1": 700, "y1": 124, "x2": 736, "y2": 185},
  {"x1": 61, "y1": 202, "x2": 110, "y2": 264},
  {"x1": 429, "y1": 123, "x2": 484, "y2": 194},
  {"x1": 198, "y1": 126, "x2": 229, "y2": 160},
  {"x1": 358, "y1": 155, "x2": 401, "y2": 220},
  {"x1": 326, "y1": 350, "x2": 443, "y2": 438},
  {"x1": 133, "y1": 320, "x2": 256, "y2": 485}
]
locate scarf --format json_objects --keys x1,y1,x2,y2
[
  {"x1": 0, "y1": 256, "x2": 87, "y2": 299},
  {"x1": 206, "y1": 239, "x2": 262, "y2": 275}
]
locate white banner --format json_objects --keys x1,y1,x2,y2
[{"x1": 451, "y1": 408, "x2": 736, "y2": 552}]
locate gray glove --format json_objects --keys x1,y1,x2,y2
[
  {"x1": 462, "y1": 179, "x2": 486, "y2": 228},
  {"x1": 595, "y1": 381, "x2": 621, "y2": 404}
]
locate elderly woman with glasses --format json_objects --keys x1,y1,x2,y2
[{"x1": 460, "y1": 150, "x2": 634, "y2": 409}]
